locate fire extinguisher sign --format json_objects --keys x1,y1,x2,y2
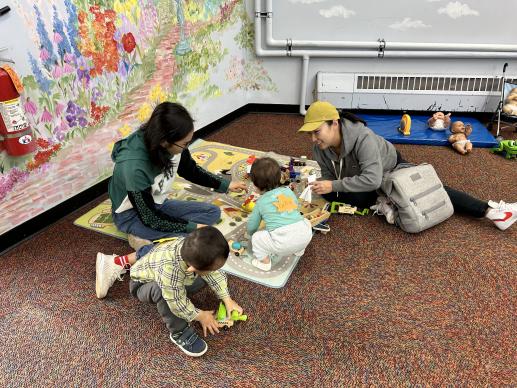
[{"x1": 0, "y1": 97, "x2": 29, "y2": 133}]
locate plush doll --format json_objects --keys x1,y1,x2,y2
[
  {"x1": 502, "y1": 87, "x2": 517, "y2": 116},
  {"x1": 428, "y1": 111, "x2": 451, "y2": 131},
  {"x1": 449, "y1": 121, "x2": 473, "y2": 155}
]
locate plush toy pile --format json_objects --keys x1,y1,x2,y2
[{"x1": 502, "y1": 87, "x2": 517, "y2": 116}]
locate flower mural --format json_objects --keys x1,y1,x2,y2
[
  {"x1": 77, "y1": 5, "x2": 120, "y2": 76},
  {"x1": 0, "y1": 0, "x2": 277, "y2": 236},
  {"x1": 21, "y1": 0, "x2": 160, "y2": 146},
  {"x1": 122, "y1": 32, "x2": 137, "y2": 53}
]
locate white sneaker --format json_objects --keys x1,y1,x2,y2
[
  {"x1": 486, "y1": 200, "x2": 517, "y2": 231},
  {"x1": 371, "y1": 196, "x2": 397, "y2": 224},
  {"x1": 293, "y1": 249, "x2": 305, "y2": 258},
  {"x1": 95, "y1": 253, "x2": 126, "y2": 298},
  {"x1": 251, "y1": 258, "x2": 272, "y2": 271}
]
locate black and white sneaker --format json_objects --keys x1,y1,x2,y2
[{"x1": 170, "y1": 327, "x2": 208, "y2": 357}]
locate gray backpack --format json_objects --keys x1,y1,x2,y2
[{"x1": 379, "y1": 163, "x2": 454, "y2": 233}]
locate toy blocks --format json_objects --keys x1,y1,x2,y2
[{"x1": 304, "y1": 207, "x2": 331, "y2": 227}]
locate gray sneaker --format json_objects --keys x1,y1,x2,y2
[
  {"x1": 371, "y1": 196, "x2": 397, "y2": 224},
  {"x1": 170, "y1": 327, "x2": 208, "y2": 357},
  {"x1": 127, "y1": 234, "x2": 152, "y2": 251}
]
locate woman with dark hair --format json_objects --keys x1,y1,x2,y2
[
  {"x1": 298, "y1": 101, "x2": 517, "y2": 231},
  {"x1": 108, "y1": 102, "x2": 247, "y2": 249}
]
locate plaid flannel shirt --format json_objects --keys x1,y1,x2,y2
[{"x1": 130, "y1": 238, "x2": 230, "y2": 322}]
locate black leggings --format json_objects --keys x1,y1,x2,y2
[{"x1": 322, "y1": 151, "x2": 489, "y2": 218}]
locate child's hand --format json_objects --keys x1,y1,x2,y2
[
  {"x1": 195, "y1": 310, "x2": 220, "y2": 337},
  {"x1": 222, "y1": 297, "x2": 243, "y2": 317}
]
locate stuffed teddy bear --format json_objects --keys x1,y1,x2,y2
[
  {"x1": 448, "y1": 121, "x2": 473, "y2": 155},
  {"x1": 427, "y1": 111, "x2": 451, "y2": 131},
  {"x1": 502, "y1": 87, "x2": 517, "y2": 116}
]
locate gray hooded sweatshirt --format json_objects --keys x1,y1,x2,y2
[{"x1": 312, "y1": 118, "x2": 398, "y2": 193}]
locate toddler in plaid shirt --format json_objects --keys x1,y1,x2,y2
[{"x1": 96, "y1": 226, "x2": 242, "y2": 357}]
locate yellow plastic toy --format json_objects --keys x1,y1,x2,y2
[
  {"x1": 398, "y1": 113, "x2": 411, "y2": 136},
  {"x1": 241, "y1": 194, "x2": 256, "y2": 212}
]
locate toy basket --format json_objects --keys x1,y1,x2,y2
[{"x1": 304, "y1": 208, "x2": 331, "y2": 227}]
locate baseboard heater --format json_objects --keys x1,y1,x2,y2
[{"x1": 316, "y1": 72, "x2": 517, "y2": 112}]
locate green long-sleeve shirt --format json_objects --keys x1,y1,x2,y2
[{"x1": 109, "y1": 130, "x2": 229, "y2": 233}]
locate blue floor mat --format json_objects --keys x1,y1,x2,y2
[{"x1": 360, "y1": 114, "x2": 498, "y2": 147}]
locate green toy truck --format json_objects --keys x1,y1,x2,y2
[{"x1": 215, "y1": 302, "x2": 248, "y2": 330}]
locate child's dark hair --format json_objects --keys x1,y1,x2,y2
[
  {"x1": 249, "y1": 157, "x2": 281, "y2": 192},
  {"x1": 140, "y1": 102, "x2": 194, "y2": 177},
  {"x1": 181, "y1": 226, "x2": 229, "y2": 271}
]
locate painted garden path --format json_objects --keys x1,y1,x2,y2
[{"x1": 0, "y1": 22, "x2": 189, "y2": 235}]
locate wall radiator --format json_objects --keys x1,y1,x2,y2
[{"x1": 316, "y1": 72, "x2": 517, "y2": 112}]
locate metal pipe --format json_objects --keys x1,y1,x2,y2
[
  {"x1": 288, "y1": 49, "x2": 517, "y2": 59},
  {"x1": 263, "y1": 0, "x2": 517, "y2": 53},
  {"x1": 255, "y1": 0, "x2": 284, "y2": 56},
  {"x1": 300, "y1": 56, "x2": 309, "y2": 115}
]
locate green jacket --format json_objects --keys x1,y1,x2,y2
[{"x1": 109, "y1": 130, "x2": 229, "y2": 214}]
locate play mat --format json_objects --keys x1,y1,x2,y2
[{"x1": 75, "y1": 140, "x2": 328, "y2": 288}]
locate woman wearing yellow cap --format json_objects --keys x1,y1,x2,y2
[{"x1": 298, "y1": 101, "x2": 516, "y2": 231}]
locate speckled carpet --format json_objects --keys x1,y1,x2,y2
[{"x1": 1, "y1": 113, "x2": 515, "y2": 387}]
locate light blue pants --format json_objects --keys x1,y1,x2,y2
[{"x1": 112, "y1": 199, "x2": 221, "y2": 241}]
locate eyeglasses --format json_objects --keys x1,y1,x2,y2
[{"x1": 172, "y1": 140, "x2": 193, "y2": 149}]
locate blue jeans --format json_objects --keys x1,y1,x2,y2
[{"x1": 112, "y1": 199, "x2": 221, "y2": 241}]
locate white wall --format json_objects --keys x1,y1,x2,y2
[{"x1": 247, "y1": 0, "x2": 517, "y2": 111}]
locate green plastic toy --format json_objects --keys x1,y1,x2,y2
[
  {"x1": 330, "y1": 201, "x2": 370, "y2": 216},
  {"x1": 491, "y1": 140, "x2": 517, "y2": 159},
  {"x1": 215, "y1": 302, "x2": 248, "y2": 329}
]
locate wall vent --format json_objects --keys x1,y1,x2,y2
[{"x1": 356, "y1": 75, "x2": 517, "y2": 94}]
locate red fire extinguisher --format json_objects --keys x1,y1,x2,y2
[{"x1": 0, "y1": 64, "x2": 36, "y2": 156}]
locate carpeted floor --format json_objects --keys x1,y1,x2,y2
[{"x1": 1, "y1": 113, "x2": 516, "y2": 387}]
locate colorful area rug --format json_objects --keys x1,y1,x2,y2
[{"x1": 75, "y1": 140, "x2": 327, "y2": 288}]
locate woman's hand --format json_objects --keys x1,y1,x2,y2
[
  {"x1": 309, "y1": 180, "x2": 333, "y2": 195},
  {"x1": 228, "y1": 181, "x2": 248, "y2": 192}
]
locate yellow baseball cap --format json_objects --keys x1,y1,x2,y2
[{"x1": 298, "y1": 101, "x2": 340, "y2": 132}]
